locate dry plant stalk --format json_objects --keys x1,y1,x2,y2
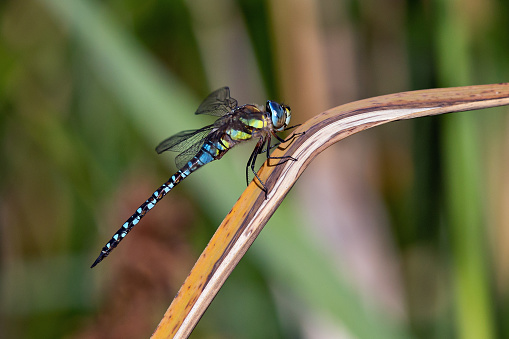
[{"x1": 151, "y1": 83, "x2": 509, "y2": 339}]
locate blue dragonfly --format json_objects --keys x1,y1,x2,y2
[{"x1": 91, "y1": 87, "x2": 298, "y2": 268}]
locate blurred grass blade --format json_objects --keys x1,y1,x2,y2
[
  {"x1": 39, "y1": 0, "x2": 196, "y2": 140},
  {"x1": 435, "y1": 1, "x2": 496, "y2": 338},
  {"x1": 152, "y1": 84, "x2": 509, "y2": 338}
]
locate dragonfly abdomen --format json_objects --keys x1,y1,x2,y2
[
  {"x1": 90, "y1": 137, "x2": 236, "y2": 268},
  {"x1": 90, "y1": 158, "x2": 207, "y2": 268}
]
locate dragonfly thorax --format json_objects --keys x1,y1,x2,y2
[{"x1": 266, "y1": 100, "x2": 291, "y2": 132}]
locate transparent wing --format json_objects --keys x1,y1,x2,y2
[
  {"x1": 174, "y1": 141, "x2": 206, "y2": 169},
  {"x1": 155, "y1": 125, "x2": 213, "y2": 154},
  {"x1": 195, "y1": 87, "x2": 238, "y2": 116}
]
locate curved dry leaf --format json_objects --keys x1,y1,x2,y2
[{"x1": 152, "y1": 83, "x2": 509, "y2": 339}]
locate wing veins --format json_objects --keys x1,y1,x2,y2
[
  {"x1": 195, "y1": 87, "x2": 238, "y2": 116},
  {"x1": 155, "y1": 125, "x2": 213, "y2": 154}
]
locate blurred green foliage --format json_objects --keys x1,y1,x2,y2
[{"x1": 1, "y1": 0, "x2": 508, "y2": 338}]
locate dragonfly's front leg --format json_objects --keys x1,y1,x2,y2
[
  {"x1": 285, "y1": 123, "x2": 301, "y2": 130},
  {"x1": 257, "y1": 130, "x2": 304, "y2": 155},
  {"x1": 263, "y1": 132, "x2": 305, "y2": 166}
]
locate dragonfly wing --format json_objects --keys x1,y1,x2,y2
[
  {"x1": 155, "y1": 125, "x2": 213, "y2": 154},
  {"x1": 195, "y1": 87, "x2": 238, "y2": 116},
  {"x1": 174, "y1": 141, "x2": 206, "y2": 169}
]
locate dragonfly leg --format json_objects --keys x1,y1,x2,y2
[
  {"x1": 284, "y1": 124, "x2": 301, "y2": 131},
  {"x1": 275, "y1": 131, "x2": 305, "y2": 144},
  {"x1": 257, "y1": 142, "x2": 280, "y2": 154},
  {"x1": 273, "y1": 133, "x2": 286, "y2": 143},
  {"x1": 265, "y1": 136, "x2": 298, "y2": 166},
  {"x1": 289, "y1": 131, "x2": 305, "y2": 138},
  {"x1": 259, "y1": 130, "x2": 304, "y2": 156},
  {"x1": 246, "y1": 143, "x2": 258, "y2": 186},
  {"x1": 246, "y1": 137, "x2": 269, "y2": 198}
]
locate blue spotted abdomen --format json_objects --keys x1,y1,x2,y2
[{"x1": 90, "y1": 140, "x2": 229, "y2": 268}]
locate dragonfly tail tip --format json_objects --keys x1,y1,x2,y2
[{"x1": 90, "y1": 255, "x2": 103, "y2": 268}]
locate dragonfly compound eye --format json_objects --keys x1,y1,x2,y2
[{"x1": 267, "y1": 100, "x2": 289, "y2": 131}]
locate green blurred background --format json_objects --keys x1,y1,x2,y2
[{"x1": 1, "y1": 0, "x2": 509, "y2": 338}]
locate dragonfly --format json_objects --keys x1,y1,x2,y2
[{"x1": 91, "y1": 87, "x2": 299, "y2": 268}]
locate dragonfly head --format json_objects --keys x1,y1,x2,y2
[{"x1": 266, "y1": 101, "x2": 291, "y2": 132}]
